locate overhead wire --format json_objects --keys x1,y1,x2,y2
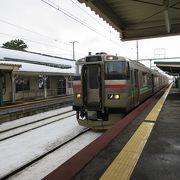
[
  {"x1": 42, "y1": 0, "x2": 106, "y2": 36},
  {"x1": 0, "y1": 32, "x2": 85, "y2": 58},
  {"x1": 69, "y1": 0, "x2": 123, "y2": 44},
  {"x1": 0, "y1": 18, "x2": 71, "y2": 46},
  {"x1": 0, "y1": 32, "x2": 71, "y2": 53},
  {"x1": 69, "y1": 0, "x2": 111, "y2": 33},
  {"x1": 0, "y1": 19, "x2": 85, "y2": 55},
  {"x1": 0, "y1": 0, "x2": 130, "y2": 58},
  {"x1": 41, "y1": 0, "x2": 124, "y2": 47},
  {"x1": 68, "y1": 0, "x2": 133, "y2": 53}
]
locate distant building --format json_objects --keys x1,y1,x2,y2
[{"x1": 0, "y1": 48, "x2": 75, "y2": 105}]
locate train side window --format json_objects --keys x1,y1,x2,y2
[
  {"x1": 142, "y1": 72, "x2": 148, "y2": 87},
  {"x1": 126, "y1": 62, "x2": 130, "y2": 79},
  {"x1": 147, "y1": 75, "x2": 152, "y2": 86},
  {"x1": 154, "y1": 76, "x2": 159, "y2": 87},
  {"x1": 134, "y1": 70, "x2": 139, "y2": 87}
]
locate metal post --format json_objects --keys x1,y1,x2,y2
[
  {"x1": 70, "y1": 75, "x2": 73, "y2": 95},
  {"x1": 0, "y1": 71, "x2": 3, "y2": 105},
  {"x1": 22, "y1": 78, "x2": 25, "y2": 100},
  {"x1": 65, "y1": 76, "x2": 68, "y2": 95},
  {"x1": 11, "y1": 74, "x2": 16, "y2": 103},
  {"x1": 70, "y1": 41, "x2": 78, "y2": 74},
  {"x1": 43, "y1": 75, "x2": 48, "y2": 99},
  {"x1": 150, "y1": 59, "x2": 152, "y2": 69},
  {"x1": 164, "y1": 0, "x2": 170, "y2": 33}
]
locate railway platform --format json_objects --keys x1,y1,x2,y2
[
  {"x1": 0, "y1": 95, "x2": 72, "y2": 123},
  {"x1": 131, "y1": 87, "x2": 180, "y2": 180},
  {"x1": 44, "y1": 85, "x2": 180, "y2": 180}
]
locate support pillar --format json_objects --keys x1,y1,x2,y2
[
  {"x1": 11, "y1": 74, "x2": 16, "y2": 103},
  {"x1": 65, "y1": 76, "x2": 68, "y2": 95},
  {"x1": 0, "y1": 72, "x2": 3, "y2": 105},
  {"x1": 43, "y1": 75, "x2": 48, "y2": 99},
  {"x1": 150, "y1": 59, "x2": 152, "y2": 69},
  {"x1": 177, "y1": 76, "x2": 180, "y2": 89}
]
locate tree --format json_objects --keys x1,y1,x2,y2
[{"x1": 2, "y1": 39, "x2": 27, "y2": 51}]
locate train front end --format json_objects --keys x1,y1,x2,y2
[{"x1": 73, "y1": 54, "x2": 130, "y2": 129}]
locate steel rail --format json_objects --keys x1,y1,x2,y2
[
  {"x1": 0, "y1": 128, "x2": 90, "y2": 180},
  {"x1": 0, "y1": 110, "x2": 73, "y2": 133},
  {"x1": 0, "y1": 112, "x2": 75, "y2": 141}
]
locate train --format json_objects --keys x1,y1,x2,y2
[{"x1": 73, "y1": 53, "x2": 169, "y2": 130}]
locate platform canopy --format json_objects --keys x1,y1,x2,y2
[
  {"x1": 0, "y1": 62, "x2": 21, "y2": 71},
  {"x1": 78, "y1": 0, "x2": 180, "y2": 41},
  {"x1": 154, "y1": 61, "x2": 180, "y2": 75}
]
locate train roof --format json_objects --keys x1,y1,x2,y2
[
  {"x1": 77, "y1": 53, "x2": 167, "y2": 76},
  {"x1": 77, "y1": 54, "x2": 147, "y2": 67},
  {"x1": 129, "y1": 59, "x2": 149, "y2": 69},
  {"x1": 77, "y1": 53, "x2": 126, "y2": 63}
]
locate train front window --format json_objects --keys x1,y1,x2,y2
[{"x1": 105, "y1": 61, "x2": 127, "y2": 80}]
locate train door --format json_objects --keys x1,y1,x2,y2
[
  {"x1": 82, "y1": 64, "x2": 101, "y2": 108},
  {"x1": 130, "y1": 70, "x2": 135, "y2": 108},
  {"x1": 134, "y1": 69, "x2": 139, "y2": 105},
  {"x1": 152, "y1": 74, "x2": 154, "y2": 93}
]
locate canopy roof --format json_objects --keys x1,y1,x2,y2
[
  {"x1": 154, "y1": 61, "x2": 180, "y2": 75},
  {"x1": 79, "y1": 0, "x2": 180, "y2": 41},
  {"x1": 0, "y1": 62, "x2": 21, "y2": 71},
  {"x1": 0, "y1": 48, "x2": 75, "y2": 75}
]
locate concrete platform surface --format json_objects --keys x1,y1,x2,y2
[
  {"x1": 73, "y1": 88, "x2": 170, "y2": 180},
  {"x1": 44, "y1": 86, "x2": 180, "y2": 180},
  {"x1": 131, "y1": 88, "x2": 180, "y2": 180}
]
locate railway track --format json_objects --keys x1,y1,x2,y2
[
  {"x1": 0, "y1": 110, "x2": 75, "y2": 141},
  {"x1": 0, "y1": 128, "x2": 90, "y2": 180}
]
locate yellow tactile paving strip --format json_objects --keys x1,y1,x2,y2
[
  {"x1": 100, "y1": 122, "x2": 154, "y2": 180},
  {"x1": 145, "y1": 85, "x2": 171, "y2": 122},
  {"x1": 100, "y1": 85, "x2": 172, "y2": 180}
]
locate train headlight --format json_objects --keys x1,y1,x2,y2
[
  {"x1": 76, "y1": 93, "x2": 81, "y2": 99},
  {"x1": 114, "y1": 94, "x2": 120, "y2": 99},
  {"x1": 108, "y1": 94, "x2": 120, "y2": 100}
]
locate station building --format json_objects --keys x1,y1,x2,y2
[{"x1": 0, "y1": 47, "x2": 75, "y2": 105}]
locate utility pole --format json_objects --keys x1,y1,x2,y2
[
  {"x1": 136, "y1": 40, "x2": 139, "y2": 61},
  {"x1": 70, "y1": 41, "x2": 78, "y2": 74},
  {"x1": 70, "y1": 41, "x2": 78, "y2": 60}
]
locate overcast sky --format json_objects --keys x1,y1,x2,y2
[{"x1": 1, "y1": 0, "x2": 180, "y2": 67}]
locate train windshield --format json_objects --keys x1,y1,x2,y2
[{"x1": 105, "y1": 61, "x2": 127, "y2": 80}]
